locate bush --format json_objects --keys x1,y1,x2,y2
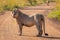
[
  {"x1": 3, "y1": 5, "x2": 11, "y2": 10},
  {"x1": 0, "y1": 7, "x2": 3, "y2": 12},
  {"x1": 48, "y1": 0, "x2": 60, "y2": 21},
  {"x1": 48, "y1": 9, "x2": 60, "y2": 20},
  {"x1": 0, "y1": 0, "x2": 50, "y2": 11}
]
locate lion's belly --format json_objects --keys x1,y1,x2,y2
[{"x1": 23, "y1": 19, "x2": 35, "y2": 27}]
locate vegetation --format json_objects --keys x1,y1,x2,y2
[
  {"x1": 0, "y1": 0, "x2": 54, "y2": 11},
  {"x1": 48, "y1": 10, "x2": 60, "y2": 20},
  {"x1": 48, "y1": 0, "x2": 60, "y2": 21},
  {"x1": 0, "y1": 0, "x2": 45, "y2": 11},
  {"x1": 0, "y1": 0, "x2": 29, "y2": 11}
]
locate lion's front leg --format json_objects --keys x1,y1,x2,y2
[
  {"x1": 16, "y1": 19, "x2": 23, "y2": 36},
  {"x1": 18, "y1": 23, "x2": 23, "y2": 36}
]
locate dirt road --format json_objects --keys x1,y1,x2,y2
[{"x1": 0, "y1": 4, "x2": 60, "y2": 40}]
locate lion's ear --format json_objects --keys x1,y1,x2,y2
[
  {"x1": 12, "y1": 8, "x2": 17, "y2": 13},
  {"x1": 12, "y1": 8, "x2": 17, "y2": 11}
]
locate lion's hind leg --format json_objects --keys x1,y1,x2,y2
[{"x1": 34, "y1": 15, "x2": 43, "y2": 37}]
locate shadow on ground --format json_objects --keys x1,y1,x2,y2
[
  {"x1": 42, "y1": 36, "x2": 60, "y2": 39},
  {"x1": 19, "y1": 35, "x2": 60, "y2": 39}
]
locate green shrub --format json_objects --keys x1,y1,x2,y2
[
  {"x1": 3, "y1": 5, "x2": 11, "y2": 10},
  {"x1": 0, "y1": 0, "x2": 49, "y2": 11},
  {"x1": 48, "y1": 10, "x2": 60, "y2": 20}
]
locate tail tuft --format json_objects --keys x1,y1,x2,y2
[{"x1": 45, "y1": 33, "x2": 48, "y2": 36}]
